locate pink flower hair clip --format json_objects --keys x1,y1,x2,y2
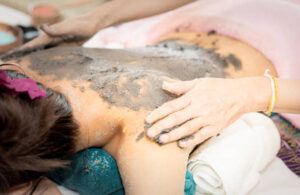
[{"x1": 0, "y1": 70, "x2": 46, "y2": 100}]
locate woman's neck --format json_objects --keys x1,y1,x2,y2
[{"x1": 58, "y1": 84, "x2": 122, "y2": 152}]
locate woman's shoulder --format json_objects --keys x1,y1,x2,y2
[{"x1": 103, "y1": 108, "x2": 192, "y2": 194}]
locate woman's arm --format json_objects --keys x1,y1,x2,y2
[
  {"x1": 274, "y1": 79, "x2": 300, "y2": 113},
  {"x1": 145, "y1": 77, "x2": 300, "y2": 148},
  {"x1": 103, "y1": 107, "x2": 192, "y2": 195},
  {"x1": 86, "y1": 0, "x2": 196, "y2": 30},
  {"x1": 113, "y1": 127, "x2": 191, "y2": 195},
  {"x1": 16, "y1": 0, "x2": 195, "y2": 50},
  {"x1": 44, "y1": 0, "x2": 196, "y2": 38}
]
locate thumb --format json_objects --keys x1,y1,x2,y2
[{"x1": 162, "y1": 80, "x2": 195, "y2": 95}]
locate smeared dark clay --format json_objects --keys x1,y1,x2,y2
[
  {"x1": 143, "y1": 121, "x2": 181, "y2": 145},
  {"x1": 27, "y1": 41, "x2": 229, "y2": 112},
  {"x1": 0, "y1": 36, "x2": 64, "y2": 61},
  {"x1": 225, "y1": 53, "x2": 242, "y2": 70},
  {"x1": 22, "y1": 40, "x2": 241, "y2": 148},
  {"x1": 160, "y1": 125, "x2": 180, "y2": 135},
  {"x1": 79, "y1": 86, "x2": 85, "y2": 92},
  {"x1": 144, "y1": 122, "x2": 153, "y2": 140},
  {"x1": 135, "y1": 131, "x2": 144, "y2": 142},
  {"x1": 152, "y1": 125, "x2": 181, "y2": 145},
  {"x1": 179, "y1": 135, "x2": 195, "y2": 142},
  {"x1": 1, "y1": 46, "x2": 46, "y2": 61},
  {"x1": 144, "y1": 122, "x2": 164, "y2": 145},
  {"x1": 207, "y1": 30, "x2": 216, "y2": 36}
]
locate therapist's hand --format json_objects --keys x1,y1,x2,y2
[
  {"x1": 145, "y1": 77, "x2": 270, "y2": 148},
  {"x1": 40, "y1": 15, "x2": 100, "y2": 42},
  {"x1": 1, "y1": 14, "x2": 108, "y2": 61}
]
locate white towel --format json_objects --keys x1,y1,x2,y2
[
  {"x1": 188, "y1": 113, "x2": 280, "y2": 195},
  {"x1": 249, "y1": 157, "x2": 300, "y2": 195}
]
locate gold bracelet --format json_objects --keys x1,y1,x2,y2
[{"x1": 264, "y1": 69, "x2": 278, "y2": 116}]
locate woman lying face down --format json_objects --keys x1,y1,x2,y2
[
  {"x1": 0, "y1": 70, "x2": 78, "y2": 194},
  {"x1": 0, "y1": 33, "x2": 276, "y2": 194}
]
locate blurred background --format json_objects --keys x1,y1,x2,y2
[
  {"x1": 0, "y1": 0, "x2": 108, "y2": 54},
  {"x1": 0, "y1": 0, "x2": 107, "y2": 20}
]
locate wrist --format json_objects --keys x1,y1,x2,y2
[
  {"x1": 241, "y1": 77, "x2": 271, "y2": 113},
  {"x1": 84, "y1": 1, "x2": 118, "y2": 32}
]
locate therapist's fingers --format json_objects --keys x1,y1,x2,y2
[
  {"x1": 146, "y1": 107, "x2": 194, "y2": 137},
  {"x1": 146, "y1": 95, "x2": 190, "y2": 124},
  {"x1": 41, "y1": 25, "x2": 72, "y2": 41},
  {"x1": 41, "y1": 20, "x2": 80, "y2": 38},
  {"x1": 41, "y1": 16, "x2": 98, "y2": 42},
  {"x1": 0, "y1": 35, "x2": 62, "y2": 61},
  {"x1": 159, "y1": 117, "x2": 206, "y2": 144},
  {"x1": 162, "y1": 80, "x2": 195, "y2": 95},
  {"x1": 40, "y1": 23, "x2": 63, "y2": 37},
  {"x1": 41, "y1": 24, "x2": 82, "y2": 41},
  {"x1": 19, "y1": 34, "x2": 61, "y2": 49},
  {"x1": 178, "y1": 125, "x2": 219, "y2": 148},
  {"x1": 146, "y1": 79, "x2": 198, "y2": 124}
]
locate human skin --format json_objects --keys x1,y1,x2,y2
[
  {"x1": 145, "y1": 34, "x2": 300, "y2": 148},
  {"x1": 146, "y1": 77, "x2": 300, "y2": 148},
  {"x1": 11, "y1": 0, "x2": 196, "y2": 51},
  {"x1": 5, "y1": 32, "x2": 276, "y2": 194}
]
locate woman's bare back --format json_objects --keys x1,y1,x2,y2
[
  {"x1": 23, "y1": 41, "x2": 226, "y2": 111},
  {"x1": 5, "y1": 33, "x2": 276, "y2": 194}
]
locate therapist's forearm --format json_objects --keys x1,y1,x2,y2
[
  {"x1": 273, "y1": 79, "x2": 300, "y2": 113},
  {"x1": 86, "y1": 0, "x2": 196, "y2": 30},
  {"x1": 248, "y1": 78, "x2": 300, "y2": 114}
]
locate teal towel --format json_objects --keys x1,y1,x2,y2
[
  {"x1": 48, "y1": 148, "x2": 195, "y2": 195},
  {"x1": 185, "y1": 170, "x2": 196, "y2": 195}
]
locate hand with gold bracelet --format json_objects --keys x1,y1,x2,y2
[{"x1": 145, "y1": 75, "x2": 300, "y2": 148}]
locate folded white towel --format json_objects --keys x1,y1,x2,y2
[{"x1": 188, "y1": 113, "x2": 280, "y2": 195}]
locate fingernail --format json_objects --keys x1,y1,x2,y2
[
  {"x1": 159, "y1": 134, "x2": 168, "y2": 143},
  {"x1": 179, "y1": 141, "x2": 187, "y2": 148},
  {"x1": 145, "y1": 115, "x2": 152, "y2": 123},
  {"x1": 162, "y1": 81, "x2": 171, "y2": 89},
  {"x1": 147, "y1": 130, "x2": 156, "y2": 137},
  {"x1": 41, "y1": 24, "x2": 49, "y2": 30}
]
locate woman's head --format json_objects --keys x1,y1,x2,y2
[{"x1": 0, "y1": 70, "x2": 79, "y2": 193}]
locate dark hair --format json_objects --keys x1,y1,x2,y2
[{"x1": 0, "y1": 70, "x2": 79, "y2": 193}]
